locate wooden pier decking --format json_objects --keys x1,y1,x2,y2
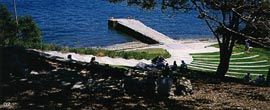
[{"x1": 108, "y1": 18, "x2": 175, "y2": 44}]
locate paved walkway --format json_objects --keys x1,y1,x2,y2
[{"x1": 39, "y1": 40, "x2": 219, "y2": 67}]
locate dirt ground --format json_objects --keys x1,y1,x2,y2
[{"x1": 0, "y1": 47, "x2": 269, "y2": 110}]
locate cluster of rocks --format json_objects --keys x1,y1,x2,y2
[
  {"x1": 243, "y1": 72, "x2": 270, "y2": 86},
  {"x1": 174, "y1": 77, "x2": 193, "y2": 95},
  {"x1": 123, "y1": 74, "x2": 193, "y2": 98}
]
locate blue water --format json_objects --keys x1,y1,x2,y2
[{"x1": 1, "y1": 0, "x2": 212, "y2": 47}]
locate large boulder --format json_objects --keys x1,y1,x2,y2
[
  {"x1": 157, "y1": 76, "x2": 174, "y2": 97},
  {"x1": 123, "y1": 73, "x2": 193, "y2": 97},
  {"x1": 174, "y1": 77, "x2": 193, "y2": 95},
  {"x1": 123, "y1": 77, "x2": 145, "y2": 96},
  {"x1": 135, "y1": 62, "x2": 149, "y2": 69}
]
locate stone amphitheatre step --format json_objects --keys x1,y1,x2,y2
[
  {"x1": 193, "y1": 55, "x2": 259, "y2": 61},
  {"x1": 192, "y1": 60, "x2": 268, "y2": 64},
  {"x1": 229, "y1": 60, "x2": 269, "y2": 64},
  {"x1": 188, "y1": 66, "x2": 262, "y2": 76},
  {"x1": 188, "y1": 64, "x2": 268, "y2": 72},
  {"x1": 225, "y1": 74, "x2": 238, "y2": 78},
  {"x1": 229, "y1": 68, "x2": 268, "y2": 72},
  {"x1": 192, "y1": 52, "x2": 244, "y2": 57},
  {"x1": 226, "y1": 72, "x2": 261, "y2": 75},
  {"x1": 190, "y1": 62, "x2": 270, "y2": 68}
]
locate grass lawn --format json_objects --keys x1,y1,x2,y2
[{"x1": 189, "y1": 44, "x2": 270, "y2": 79}]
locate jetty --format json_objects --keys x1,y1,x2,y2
[{"x1": 108, "y1": 18, "x2": 175, "y2": 44}]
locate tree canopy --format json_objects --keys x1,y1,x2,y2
[
  {"x1": 0, "y1": 4, "x2": 41, "y2": 46},
  {"x1": 0, "y1": 4, "x2": 17, "y2": 45}
]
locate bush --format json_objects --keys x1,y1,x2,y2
[
  {"x1": 18, "y1": 16, "x2": 41, "y2": 43},
  {"x1": 0, "y1": 4, "x2": 42, "y2": 46},
  {"x1": 0, "y1": 5, "x2": 17, "y2": 45}
]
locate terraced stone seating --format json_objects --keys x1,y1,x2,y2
[{"x1": 189, "y1": 52, "x2": 270, "y2": 78}]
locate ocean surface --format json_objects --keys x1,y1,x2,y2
[{"x1": 1, "y1": 0, "x2": 212, "y2": 47}]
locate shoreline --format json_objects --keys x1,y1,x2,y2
[
  {"x1": 102, "y1": 38, "x2": 218, "y2": 51},
  {"x1": 44, "y1": 37, "x2": 217, "y2": 49}
]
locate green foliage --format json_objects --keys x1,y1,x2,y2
[
  {"x1": 0, "y1": 4, "x2": 42, "y2": 46},
  {"x1": 18, "y1": 16, "x2": 42, "y2": 43},
  {"x1": 0, "y1": 4, "x2": 17, "y2": 45}
]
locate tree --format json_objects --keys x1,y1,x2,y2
[
  {"x1": 18, "y1": 16, "x2": 41, "y2": 43},
  {"x1": 0, "y1": 4, "x2": 42, "y2": 46},
  {"x1": 195, "y1": 0, "x2": 270, "y2": 78},
  {"x1": 0, "y1": 5, "x2": 17, "y2": 45},
  {"x1": 13, "y1": 0, "x2": 18, "y2": 26},
  {"x1": 108, "y1": 0, "x2": 270, "y2": 78}
]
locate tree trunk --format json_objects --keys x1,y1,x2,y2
[{"x1": 216, "y1": 48, "x2": 231, "y2": 79}]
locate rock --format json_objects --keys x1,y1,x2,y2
[
  {"x1": 19, "y1": 78, "x2": 28, "y2": 82},
  {"x1": 30, "y1": 71, "x2": 39, "y2": 75},
  {"x1": 61, "y1": 81, "x2": 71, "y2": 86},
  {"x1": 144, "y1": 75, "x2": 157, "y2": 97},
  {"x1": 136, "y1": 62, "x2": 149, "y2": 69},
  {"x1": 174, "y1": 77, "x2": 193, "y2": 95},
  {"x1": 71, "y1": 82, "x2": 85, "y2": 90},
  {"x1": 125, "y1": 69, "x2": 133, "y2": 76},
  {"x1": 157, "y1": 76, "x2": 174, "y2": 97},
  {"x1": 80, "y1": 70, "x2": 88, "y2": 74},
  {"x1": 123, "y1": 75, "x2": 193, "y2": 97},
  {"x1": 123, "y1": 77, "x2": 143, "y2": 96}
]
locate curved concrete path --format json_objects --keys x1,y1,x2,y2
[{"x1": 39, "y1": 40, "x2": 219, "y2": 67}]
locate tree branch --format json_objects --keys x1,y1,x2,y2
[{"x1": 191, "y1": 0, "x2": 270, "y2": 48}]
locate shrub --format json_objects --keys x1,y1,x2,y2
[{"x1": 0, "y1": 4, "x2": 42, "y2": 46}]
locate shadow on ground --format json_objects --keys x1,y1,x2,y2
[
  {"x1": 0, "y1": 47, "x2": 192, "y2": 109},
  {"x1": 0, "y1": 47, "x2": 269, "y2": 110}
]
